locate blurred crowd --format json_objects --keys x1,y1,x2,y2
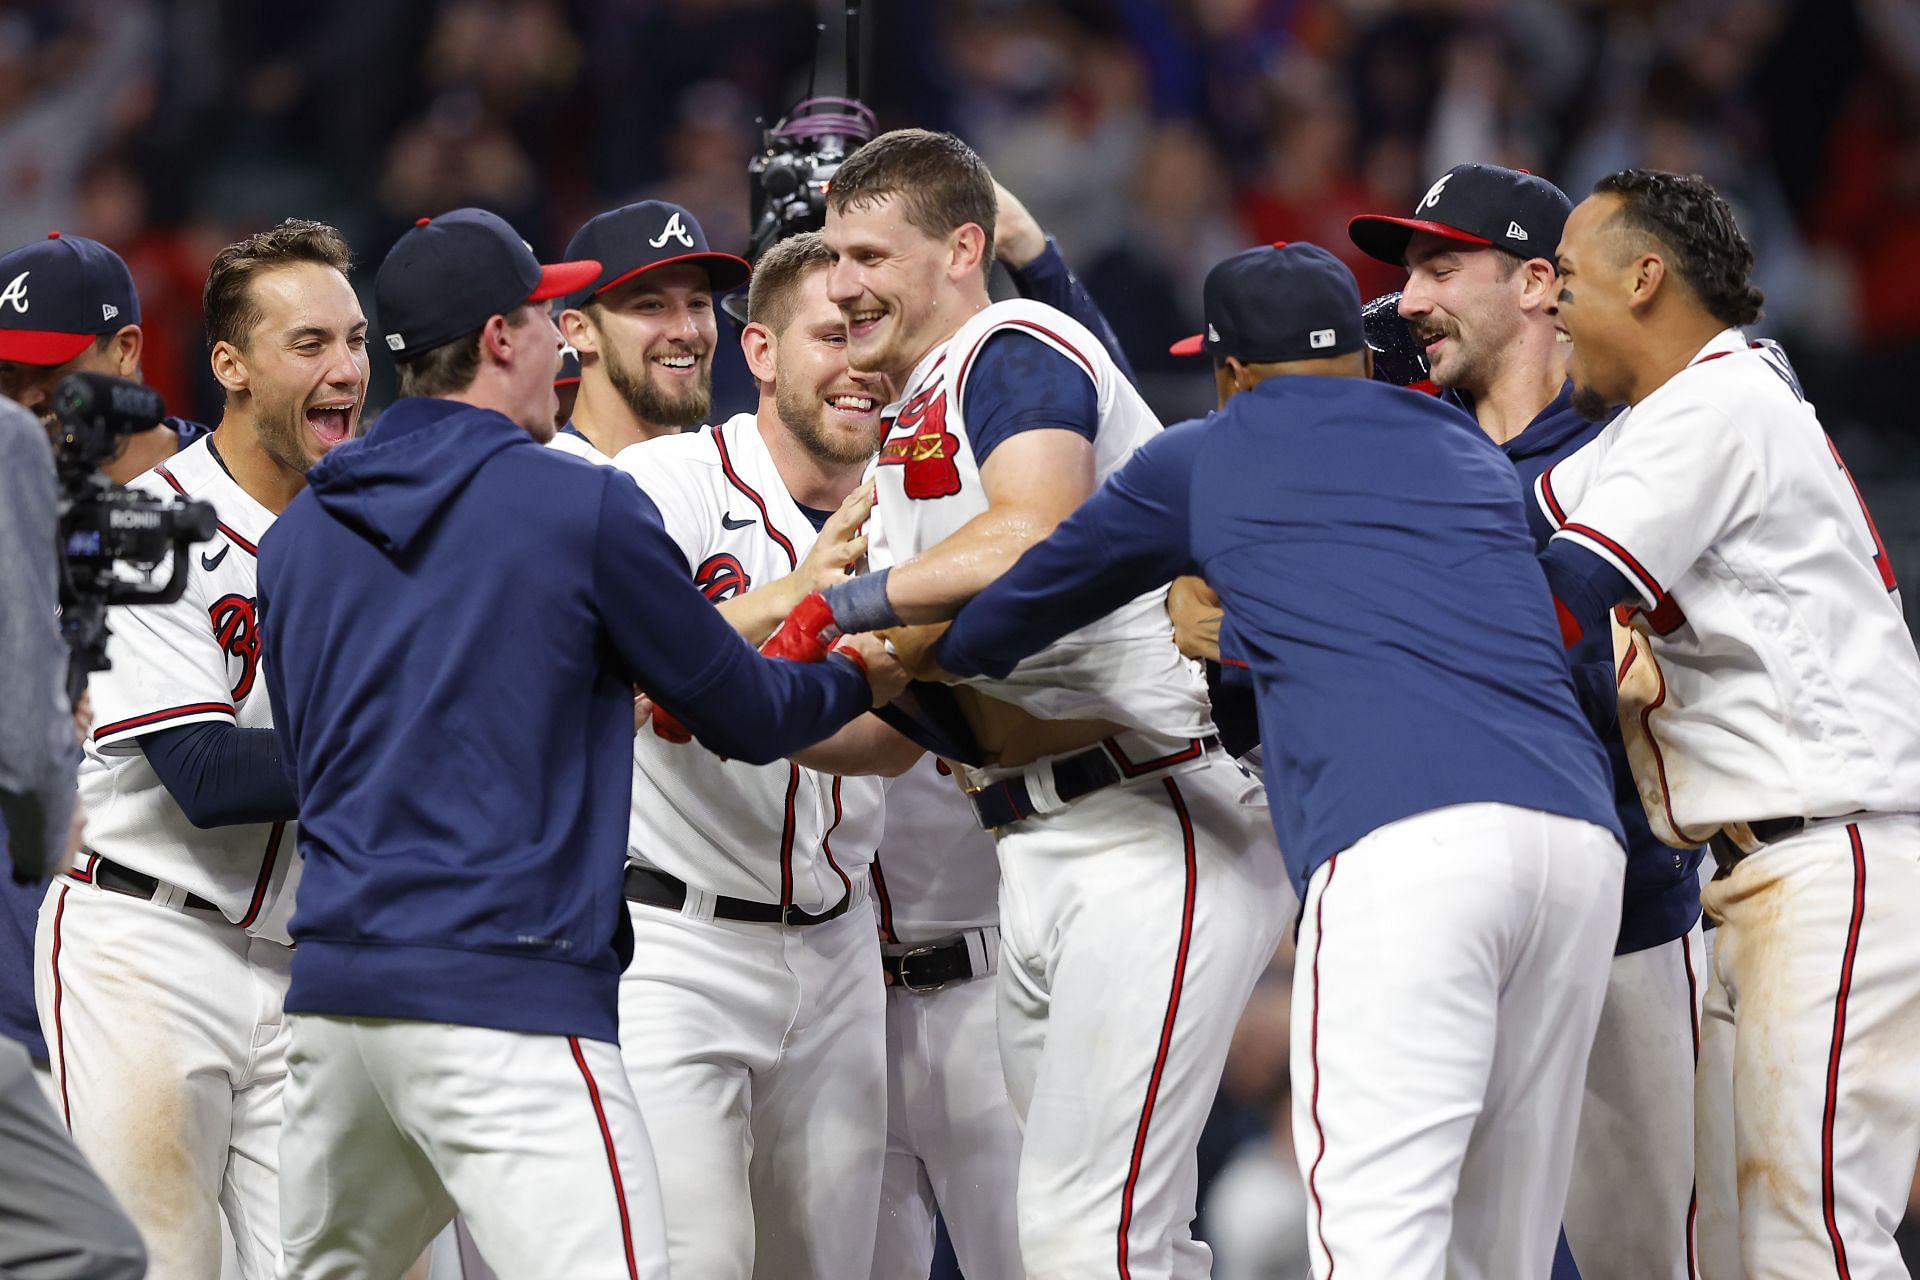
[{"x1": 10, "y1": 0, "x2": 1920, "y2": 1273}]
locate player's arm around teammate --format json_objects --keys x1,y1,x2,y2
[
  {"x1": 34, "y1": 220, "x2": 368, "y2": 1280},
  {"x1": 1541, "y1": 170, "x2": 1920, "y2": 1280}
]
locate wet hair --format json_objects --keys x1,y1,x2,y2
[
  {"x1": 1592, "y1": 169, "x2": 1763, "y2": 327},
  {"x1": 825, "y1": 128, "x2": 997, "y2": 279}
]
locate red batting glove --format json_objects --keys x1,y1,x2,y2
[
  {"x1": 826, "y1": 635, "x2": 868, "y2": 679},
  {"x1": 651, "y1": 705, "x2": 692, "y2": 744},
  {"x1": 762, "y1": 592, "x2": 842, "y2": 663}
]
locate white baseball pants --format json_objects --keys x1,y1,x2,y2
[
  {"x1": 1563, "y1": 923, "x2": 1707, "y2": 1280},
  {"x1": 872, "y1": 959, "x2": 1024, "y2": 1280},
  {"x1": 276, "y1": 1015, "x2": 667, "y2": 1280},
  {"x1": 617, "y1": 882, "x2": 886, "y2": 1280},
  {"x1": 1292, "y1": 802, "x2": 1624, "y2": 1280},
  {"x1": 35, "y1": 879, "x2": 289, "y2": 1280},
  {"x1": 1695, "y1": 813, "x2": 1920, "y2": 1280},
  {"x1": 994, "y1": 753, "x2": 1289, "y2": 1280}
]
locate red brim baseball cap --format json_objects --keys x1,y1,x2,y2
[
  {"x1": 528, "y1": 260, "x2": 603, "y2": 305},
  {"x1": 1346, "y1": 215, "x2": 1493, "y2": 266},
  {"x1": 1168, "y1": 332, "x2": 1205, "y2": 357},
  {"x1": 0, "y1": 328, "x2": 96, "y2": 365},
  {"x1": 1349, "y1": 164, "x2": 1573, "y2": 266}
]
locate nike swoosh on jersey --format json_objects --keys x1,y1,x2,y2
[
  {"x1": 201, "y1": 544, "x2": 229, "y2": 572},
  {"x1": 721, "y1": 513, "x2": 755, "y2": 530}
]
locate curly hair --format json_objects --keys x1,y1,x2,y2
[
  {"x1": 203, "y1": 218, "x2": 355, "y2": 351},
  {"x1": 1592, "y1": 169, "x2": 1764, "y2": 328}
]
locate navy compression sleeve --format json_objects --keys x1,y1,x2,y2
[
  {"x1": 1007, "y1": 237, "x2": 1138, "y2": 386},
  {"x1": 140, "y1": 721, "x2": 300, "y2": 828},
  {"x1": 937, "y1": 422, "x2": 1203, "y2": 678},
  {"x1": 593, "y1": 478, "x2": 870, "y2": 763},
  {"x1": 1540, "y1": 538, "x2": 1635, "y2": 648}
]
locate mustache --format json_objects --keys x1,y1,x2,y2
[{"x1": 1409, "y1": 321, "x2": 1458, "y2": 345}]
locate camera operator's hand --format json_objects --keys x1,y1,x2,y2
[{"x1": 993, "y1": 182, "x2": 1049, "y2": 270}]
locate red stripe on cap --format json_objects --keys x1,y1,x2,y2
[
  {"x1": 1169, "y1": 333, "x2": 1206, "y2": 357},
  {"x1": 583, "y1": 251, "x2": 754, "y2": 303},
  {"x1": 530, "y1": 259, "x2": 603, "y2": 304},
  {"x1": 0, "y1": 329, "x2": 97, "y2": 365}
]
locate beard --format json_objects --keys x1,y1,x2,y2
[
  {"x1": 1571, "y1": 381, "x2": 1612, "y2": 421},
  {"x1": 251, "y1": 386, "x2": 323, "y2": 474},
  {"x1": 605, "y1": 343, "x2": 712, "y2": 429},
  {"x1": 775, "y1": 381, "x2": 882, "y2": 466}
]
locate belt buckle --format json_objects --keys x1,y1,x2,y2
[{"x1": 896, "y1": 943, "x2": 950, "y2": 994}]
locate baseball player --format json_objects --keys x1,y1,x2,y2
[
  {"x1": 777, "y1": 128, "x2": 1291, "y2": 1279},
  {"x1": 0, "y1": 232, "x2": 209, "y2": 483},
  {"x1": 553, "y1": 200, "x2": 750, "y2": 463},
  {"x1": 606, "y1": 229, "x2": 927, "y2": 1280},
  {"x1": 1347, "y1": 162, "x2": 1707, "y2": 1280},
  {"x1": 1539, "y1": 170, "x2": 1920, "y2": 1280},
  {"x1": 869, "y1": 182, "x2": 1127, "y2": 1280},
  {"x1": 924, "y1": 239, "x2": 1626, "y2": 1280},
  {"x1": 34, "y1": 219, "x2": 368, "y2": 1279},
  {"x1": 258, "y1": 208, "x2": 900, "y2": 1280}
]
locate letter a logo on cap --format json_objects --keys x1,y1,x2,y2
[
  {"x1": 0, "y1": 271, "x2": 30, "y2": 314},
  {"x1": 1417, "y1": 174, "x2": 1452, "y2": 213},
  {"x1": 649, "y1": 212, "x2": 696, "y2": 250}
]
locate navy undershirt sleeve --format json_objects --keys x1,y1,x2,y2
[
  {"x1": 592, "y1": 478, "x2": 870, "y2": 763},
  {"x1": 962, "y1": 331, "x2": 1099, "y2": 467},
  {"x1": 938, "y1": 422, "x2": 1203, "y2": 679},
  {"x1": 1006, "y1": 237, "x2": 1138, "y2": 386},
  {"x1": 139, "y1": 721, "x2": 300, "y2": 828},
  {"x1": 1540, "y1": 538, "x2": 1635, "y2": 647}
]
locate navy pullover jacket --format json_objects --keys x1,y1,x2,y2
[
  {"x1": 938, "y1": 377, "x2": 1622, "y2": 897},
  {"x1": 1482, "y1": 384, "x2": 1705, "y2": 954},
  {"x1": 259, "y1": 398, "x2": 871, "y2": 1042}
]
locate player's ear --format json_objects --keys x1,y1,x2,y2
[
  {"x1": 478, "y1": 313, "x2": 515, "y2": 368},
  {"x1": 108, "y1": 324, "x2": 143, "y2": 376},
  {"x1": 210, "y1": 339, "x2": 248, "y2": 397},
  {"x1": 558, "y1": 308, "x2": 596, "y2": 356},
  {"x1": 1627, "y1": 253, "x2": 1666, "y2": 314},
  {"x1": 1520, "y1": 259, "x2": 1557, "y2": 312},
  {"x1": 740, "y1": 321, "x2": 778, "y2": 385},
  {"x1": 948, "y1": 222, "x2": 988, "y2": 284}
]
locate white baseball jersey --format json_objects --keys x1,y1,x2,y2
[
  {"x1": 78, "y1": 436, "x2": 299, "y2": 943},
  {"x1": 865, "y1": 298, "x2": 1211, "y2": 738},
  {"x1": 613, "y1": 414, "x2": 884, "y2": 910},
  {"x1": 871, "y1": 757, "x2": 997, "y2": 942},
  {"x1": 1537, "y1": 329, "x2": 1920, "y2": 839},
  {"x1": 546, "y1": 425, "x2": 614, "y2": 467}
]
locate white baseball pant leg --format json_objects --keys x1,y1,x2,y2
[
  {"x1": 995, "y1": 757, "x2": 1289, "y2": 1280},
  {"x1": 35, "y1": 881, "x2": 288, "y2": 1280},
  {"x1": 1694, "y1": 814, "x2": 1920, "y2": 1280},
  {"x1": 277, "y1": 1015, "x2": 667, "y2": 1280},
  {"x1": 1564, "y1": 922, "x2": 1707, "y2": 1280},
  {"x1": 872, "y1": 968, "x2": 1024, "y2": 1280},
  {"x1": 1292, "y1": 802, "x2": 1624, "y2": 1280},
  {"x1": 617, "y1": 886, "x2": 886, "y2": 1280}
]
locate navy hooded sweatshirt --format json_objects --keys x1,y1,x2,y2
[{"x1": 258, "y1": 397, "x2": 871, "y2": 1042}]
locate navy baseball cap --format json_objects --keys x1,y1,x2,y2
[
  {"x1": 1349, "y1": 163, "x2": 1571, "y2": 266},
  {"x1": 560, "y1": 201, "x2": 751, "y2": 310},
  {"x1": 376, "y1": 209, "x2": 600, "y2": 357},
  {"x1": 1169, "y1": 242, "x2": 1363, "y2": 363},
  {"x1": 0, "y1": 232, "x2": 141, "y2": 365}
]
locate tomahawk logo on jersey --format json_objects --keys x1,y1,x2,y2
[
  {"x1": 615, "y1": 414, "x2": 884, "y2": 911},
  {"x1": 77, "y1": 435, "x2": 300, "y2": 942}
]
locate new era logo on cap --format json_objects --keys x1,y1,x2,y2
[
  {"x1": 1348, "y1": 163, "x2": 1571, "y2": 268},
  {"x1": 0, "y1": 232, "x2": 141, "y2": 365},
  {"x1": 1169, "y1": 241, "x2": 1363, "y2": 365}
]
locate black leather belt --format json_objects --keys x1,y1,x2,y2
[
  {"x1": 622, "y1": 865, "x2": 852, "y2": 927},
  {"x1": 883, "y1": 935, "x2": 982, "y2": 993},
  {"x1": 88, "y1": 857, "x2": 220, "y2": 912},
  {"x1": 967, "y1": 736, "x2": 1216, "y2": 830},
  {"x1": 1707, "y1": 815, "x2": 1806, "y2": 871}
]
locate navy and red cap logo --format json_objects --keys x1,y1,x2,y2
[
  {"x1": 0, "y1": 232, "x2": 141, "y2": 365},
  {"x1": 1170, "y1": 241, "x2": 1364, "y2": 364},
  {"x1": 560, "y1": 201, "x2": 751, "y2": 311},
  {"x1": 1348, "y1": 163, "x2": 1572, "y2": 266},
  {"x1": 376, "y1": 208, "x2": 600, "y2": 357}
]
